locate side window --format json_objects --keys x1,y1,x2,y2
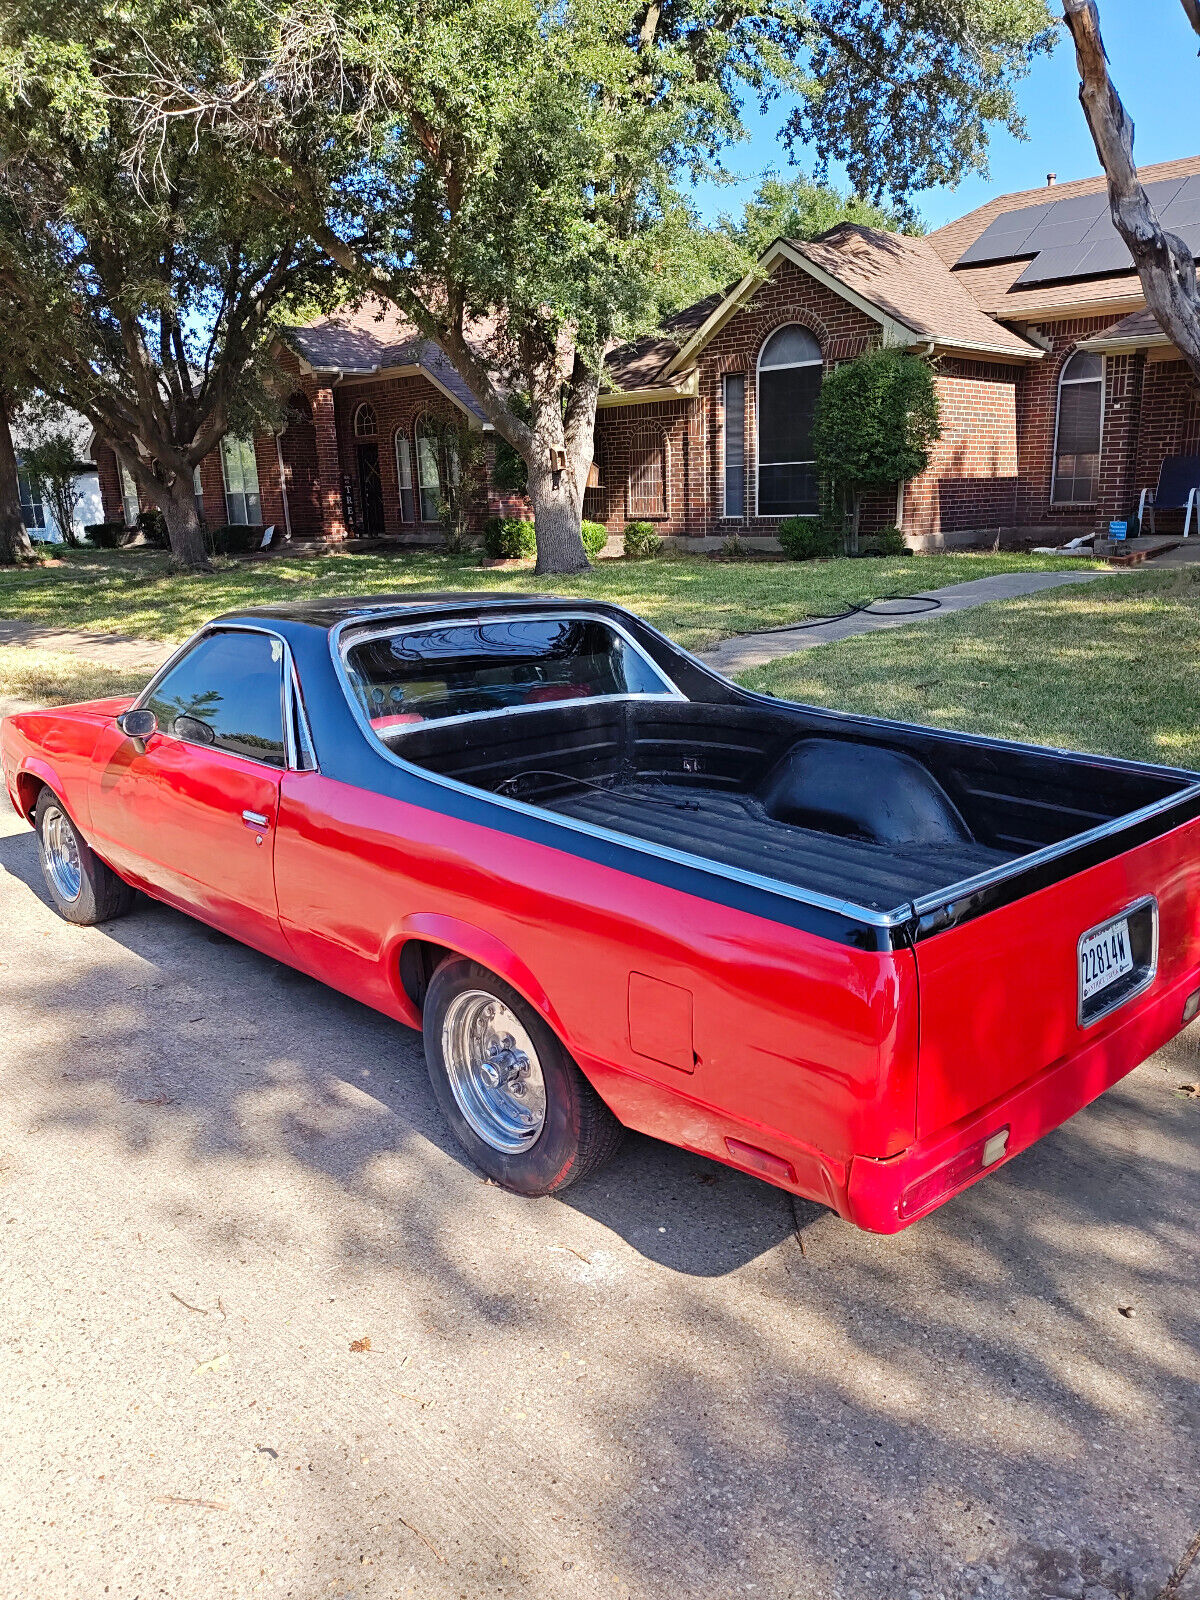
[{"x1": 145, "y1": 630, "x2": 287, "y2": 768}]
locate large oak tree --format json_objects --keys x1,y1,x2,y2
[
  {"x1": 123, "y1": 0, "x2": 1055, "y2": 572},
  {"x1": 0, "y1": 4, "x2": 334, "y2": 567}
]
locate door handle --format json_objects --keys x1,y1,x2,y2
[{"x1": 242, "y1": 809, "x2": 270, "y2": 829}]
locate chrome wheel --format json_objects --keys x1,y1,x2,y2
[
  {"x1": 41, "y1": 805, "x2": 82, "y2": 903},
  {"x1": 440, "y1": 989, "x2": 547, "y2": 1153}
]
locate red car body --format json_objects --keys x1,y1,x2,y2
[{"x1": 5, "y1": 594, "x2": 1199, "y2": 1231}]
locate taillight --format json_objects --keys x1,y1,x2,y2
[{"x1": 898, "y1": 1126, "x2": 1010, "y2": 1220}]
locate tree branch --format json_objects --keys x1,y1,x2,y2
[{"x1": 1063, "y1": 0, "x2": 1200, "y2": 378}]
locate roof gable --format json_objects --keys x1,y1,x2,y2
[{"x1": 651, "y1": 228, "x2": 1039, "y2": 382}]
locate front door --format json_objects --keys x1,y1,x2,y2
[
  {"x1": 357, "y1": 441, "x2": 385, "y2": 536},
  {"x1": 89, "y1": 628, "x2": 289, "y2": 956}
]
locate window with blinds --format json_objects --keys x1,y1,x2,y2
[
  {"x1": 723, "y1": 374, "x2": 745, "y2": 517},
  {"x1": 628, "y1": 434, "x2": 667, "y2": 519},
  {"x1": 1052, "y1": 350, "x2": 1103, "y2": 506}
]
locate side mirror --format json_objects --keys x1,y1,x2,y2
[{"x1": 117, "y1": 708, "x2": 158, "y2": 751}]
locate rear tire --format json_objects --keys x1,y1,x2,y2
[
  {"x1": 422, "y1": 956, "x2": 624, "y2": 1195},
  {"x1": 34, "y1": 789, "x2": 136, "y2": 926}
]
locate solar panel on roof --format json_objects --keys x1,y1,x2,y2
[{"x1": 956, "y1": 173, "x2": 1200, "y2": 285}]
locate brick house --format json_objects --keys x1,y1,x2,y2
[{"x1": 95, "y1": 155, "x2": 1200, "y2": 550}]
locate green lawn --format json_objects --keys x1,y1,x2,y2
[
  {"x1": 0, "y1": 645, "x2": 148, "y2": 710},
  {"x1": 0, "y1": 546, "x2": 1099, "y2": 654},
  {"x1": 737, "y1": 568, "x2": 1200, "y2": 770}
]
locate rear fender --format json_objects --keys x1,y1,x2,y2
[{"x1": 387, "y1": 912, "x2": 568, "y2": 1042}]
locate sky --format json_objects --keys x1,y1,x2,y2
[{"x1": 688, "y1": 1, "x2": 1200, "y2": 231}]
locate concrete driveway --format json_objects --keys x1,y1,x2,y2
[{"x1": 0, "y1": 801, "x2": 1197, "y2": 1600}]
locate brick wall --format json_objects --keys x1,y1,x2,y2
[
  {"x1": 94, "y1": 443, "x2": 124, "y2": 524},
  {"x1": 1129, "y1": 357, "x2": 1200, "y2": 530},
  {"x1": 903, "y1": 359, "x2": 1020, "y2": 539},
  {"x1": 333, "y1": 374, "x2": 483, "y2": 540},
  {"x1": 587, "y1": 400, "x2": 701, "y2": 534}
]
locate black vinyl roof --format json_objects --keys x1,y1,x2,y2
[{"x1": 212, "y1": 592, "x2": 613, "y2": 632}]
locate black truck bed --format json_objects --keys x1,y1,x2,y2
[{"x1": 544, "y1": 782, "x2": 1012, "y2": 909}]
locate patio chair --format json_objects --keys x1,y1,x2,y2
[{"x1": 1138, "y1": 455, "x2": 1200, "y2": 538}]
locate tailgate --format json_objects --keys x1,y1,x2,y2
[{"x1": 913, "y1": 813, "x2": 1200, "y2": 1138}]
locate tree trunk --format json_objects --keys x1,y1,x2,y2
[
  {"x1": 152, "y1": 471, "x2": 210, "y2": 569},
  {"x1": 527, "y1": 465, "x2": 589, "y2": 574},
  {"x1": 0, "y1": 395, "x2": 34, "y2": 566},
  {"x1": 1063, "y1": 0, "x2": 1200, "y2": 383}
]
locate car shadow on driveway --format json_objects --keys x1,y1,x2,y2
[{"x1": 2, "y1": 818, "x2": 1199, "y2": 1600}]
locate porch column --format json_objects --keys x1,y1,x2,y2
[
  {"x1": 1096, "y1": 351, "x2": 1145, "y2": 535},
  {"x1": 311, "y1": 383, "x2": 349, "y2": 541}
]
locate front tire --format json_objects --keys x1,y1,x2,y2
[
  {"x1": 34, "y1": 789, "x2": 135, "y2": 926},
  {"x1": 422, "y1": 957, "x2": 624, "y2": 1195}
]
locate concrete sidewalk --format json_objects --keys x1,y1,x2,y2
[
  {"x1": 0, "y1": 619, "x2": 171, "y2": 673},
  {"x1": 700, "y1": 568, "x2": 1109, "y2": 674}
]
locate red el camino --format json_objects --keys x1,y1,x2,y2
[{"x1": 4, "y1": 594, "x2": 1200, "y2": 1231}]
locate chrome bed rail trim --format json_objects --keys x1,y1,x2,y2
[{"x1": 909, "y1": 783, "x2": 1200, "y2": 926}]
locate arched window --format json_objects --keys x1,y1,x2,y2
[
  {"x1": 1052, "y1": 350, "x2": 1103, "y2": 506},
  {"x1": 757, "y1": 325, "x2": 822, "y2": 517},
  {"x1": 394, "y1": 431, "x2": 415, "y2": 523},
  {"x1": 354, "y1": 403, "x2": 378, "y2": 438},
  {"x1": 415, "y1": 417, "x2": 441, "y2": 521}
]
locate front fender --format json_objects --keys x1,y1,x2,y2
[{"x1": 388, "y1": 912, "x2": 569, "y2": 1041}]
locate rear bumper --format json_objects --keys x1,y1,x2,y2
[{"x1": 846, "y1": 962, "x2": 1200, "y2": 1233}]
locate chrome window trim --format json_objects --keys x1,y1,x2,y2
[
  {"x1": 328, "y1": 613, "x2": 901, "y2": 930},
  {"x1": 134, "y1": 622, "x2": 316, "y2": 774},
  {"x1": 338, "y1": 609, "x2": 687, "y2": 735},
  {"x1": 1076, "y1": 894, "x2": 1158, "y2": 1029}
]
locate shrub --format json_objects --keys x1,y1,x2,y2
[
  {"x1": 482, "y1": 516, "x2": 536, "y2": 559},
  {"x1": 136, "y1": 509, "x2": 170, "y2": 548},
  {"x1": 623, "y1": 520, "x2": 662, "y2": 559},
  {"x1": 777, "y1": 517, "x2": 840, "y2": 561},
  {"x1": 85, "y1": 521, "x2": 128, "y2": 549},
  {"x1": 581, "y1": 520, "x2": 608, "y2": 557},
  {"x1": 858, "y1": 526, "x2": 909, "y2": 557},
  {"x1": 210, "y1": 523, "x2": 267, "y2": 555}
]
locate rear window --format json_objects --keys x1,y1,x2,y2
[{"x1": 342, "y1": 615, "x2": 677, "y2": 733}]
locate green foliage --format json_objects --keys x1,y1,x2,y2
[
  {"x1": 20, "y1": 426, "x2": 83, "y2": 546},
  {"x1": 581, "y1": 521, "x2": 608, "y2": 557},
  {"x1": 778, "y1": 518, "x2": 840, "y2": 561},
  {"x1": 482, "y1": 517, "x2": 537, "y2": 560},
  {"x1": 209, "y1": 525, "x2": 266, "y2": 556},
  {"x1": 136, "y1": 510, "x2": 169, "y2": 549},
  {"x1": 85, "y1": 522, "x2": 128, "y2": 549},
  {"x1": 813, "y1": 349, "x2": 942, "y2": 489},
  {"x1": 0, "y1": 2, "x2": 335, "y2": 565},
  {"x1": 623, "y1": 521, "x2": 663, "y2": 559},
  {"x1": 858, "y1": 527, "x2": 909, "y2": 557}
]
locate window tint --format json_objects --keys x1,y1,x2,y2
[
  {"x1": 145, "y1": 630, "x2": 286, "y2": 767},
  {"x1": 344, "y1": 617, "x2": 675, "y2": 733}
]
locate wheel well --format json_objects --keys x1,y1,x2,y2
[
  {"x1": 15, "y1": 773, "x2": 46, "y2": 822},
  {"x1": 398, "y1": 939, "x2": 456, "y2": 1013}
]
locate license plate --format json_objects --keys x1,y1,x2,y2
[{"x1": 1078, "y1": 916, "x2": 1134, "y2": 1003}]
